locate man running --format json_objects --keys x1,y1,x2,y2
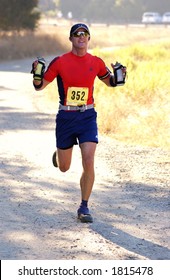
[{"x1": 31, "y1": 23, "x2": 126, "y2": 223}]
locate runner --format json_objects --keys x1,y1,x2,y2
[{"x1": 31, "y1": 23, "x2": 126, "y2": 223}]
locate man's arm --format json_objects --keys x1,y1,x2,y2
[
  {"x1": 31, "y1": 57, "x2": 50, "y2": 91},
  {"x1": 33, "y1": 78, "x2": 50, "y2": 91},
  {"x1": 102, "y1": 62, "x2": 127, "y2": 87},
  {"x1": 101, "y1": 73, "x2": 115, "y2": 87}
]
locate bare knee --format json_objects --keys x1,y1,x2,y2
[
  {"x1": 82, "y1": 157, "x2": 94, "y2": 171},
  {"x1": 59, "y1": 164, "x2": 70, "y2": 173},
  {"x1": 57, "y1": 147, "x2": 72, "y2": 172}
]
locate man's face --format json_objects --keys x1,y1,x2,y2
[{"x1": 71, "y1": 28, "x2": 90, "y2": 49}]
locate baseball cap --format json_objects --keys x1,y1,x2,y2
[{"x1": 70, "y1": 23, "x2": 90, "y2": 36}]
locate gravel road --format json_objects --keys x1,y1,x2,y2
[{"x1": 0, "y1": 59, "x2": 170, "y2": 260}]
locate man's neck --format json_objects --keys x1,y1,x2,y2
[{"x1": 72, "y1": 47, "x2": 87, "y2": 57}]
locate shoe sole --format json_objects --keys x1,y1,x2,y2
[
  {"x1": 52, "y1": 151, "x2": 58, "y2": 168},
  {"x1": 78, "y1": 214, "x2": 93, "y2": 223}
]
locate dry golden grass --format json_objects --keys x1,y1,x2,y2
[
  {"x1": 1, "y1": 23, "x2": 170, "y2": 60},
  {"x1": 1, "y1": 23, "x2": 170, "y2": 148},
  {"x1": 43, "y1": 25, "x2": 170, "y2": 149},
  {"x1": 0, "y1": 31, "x2": 67, "y2": 60},
  {"x1": 92, "y1": 41, "x2": 170, "y2": 149}
]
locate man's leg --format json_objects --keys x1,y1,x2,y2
[
  {"x1": 57, "y1": 147, "x2": 73, "y2": 172},
  {"x1": 77, "y1": 142, "x2": 96, "y2": 222},
  {"x1": 79, "y1": 142, "x2": 97, "y2": 201}
]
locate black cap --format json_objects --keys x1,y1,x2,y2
[{"x1": 70, "y1": 23, "x2": 90, "y2": 36}]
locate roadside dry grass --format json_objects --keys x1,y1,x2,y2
[
  {"x1": 1, "y1": 23, "x2": 170, "y2": 148},
  {"x1": 41, "y1": 24, "x2": 170, "y2": 149},
  {"x1": 92, "y1": 41, "x2": 170, "y2": 148},
  {"x1": 0, "y1": 30, "x2": 67, "y2": 60},
  {"x1": 43, "y1": 40, "x2": 170, "y2": 149},
  {"x1": 1, "y1": 23, "x2": 170, "y2": 60}
]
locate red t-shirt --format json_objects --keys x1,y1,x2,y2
[{"x1": 44, "y1": 51, "x2": 109, "y2": 105}]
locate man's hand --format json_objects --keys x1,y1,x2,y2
[
  {"x1": 111, "y1": 62, "x2": 127, "y2": 86},
  {"x1": 31, "y1": 57, "x2": 46, "y2": 81}
]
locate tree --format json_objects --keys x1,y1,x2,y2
[
  {"x1": 57, "y1": 0, "x2": 170, "y2": 23},
  {"x1": 0, "y1": 0, "x2": 40, "y2": 31},
  {"x1": 39, "y1": 0, "x2": 59, "y2": 13}
]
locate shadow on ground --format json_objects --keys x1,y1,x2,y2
[
  {"x1": 90, "y1": 179, "x2": 170, "y2": 260},
  {"x1": 0, "y1": 104, "x2": 54, "y2": 132},
  {"x1": 1, "y1": 154, "x2": 169, "y2": 259}
]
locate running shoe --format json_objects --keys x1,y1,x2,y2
[
  {"x1": 77, "y1": 206, "x2": 93, "y2": 223},
  {"x1": 52, "y1": 151, "x2": 58, "y2": 168}
]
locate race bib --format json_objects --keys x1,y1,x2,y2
[{"x1": 66, "y1": 87, "x2": 89, "y2": 106}]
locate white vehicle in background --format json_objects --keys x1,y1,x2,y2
[
  {"x1": 142, "y1": 12, "x2": 162, "y2": 24},
  {"x1": 162, "y1": 12, "x2": 170, "y2": 24}
]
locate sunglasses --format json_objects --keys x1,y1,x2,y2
[{"x1": 72, "y1": 31, "x2": 89, "y2": 37}]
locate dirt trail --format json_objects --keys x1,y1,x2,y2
[{"x1": 0, "y1": 59, "x2": 170, "y2": 260}]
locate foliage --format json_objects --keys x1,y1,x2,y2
[
  {"x1": 0, "y1": 21, "x2": 169, "y2": 147},
  {"x1": 39, "y1": 0, "x2": 59, "y2": 12},
  {"x1": 0, "y1": 0, "x2": 40, "y2": 31},
  {"x1": 92, "y1": 41, "x2": 170, "y2": 148},
  {"x1": 41, "y1": 33, "x2": 170, "y2": 148},
  {"x1": 39, "y1": 0, "x2": 170, "y2": 23}
]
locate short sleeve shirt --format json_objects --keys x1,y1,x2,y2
[{"x1": 44, "y1": 51, "x2": 109, "y2": 105}]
